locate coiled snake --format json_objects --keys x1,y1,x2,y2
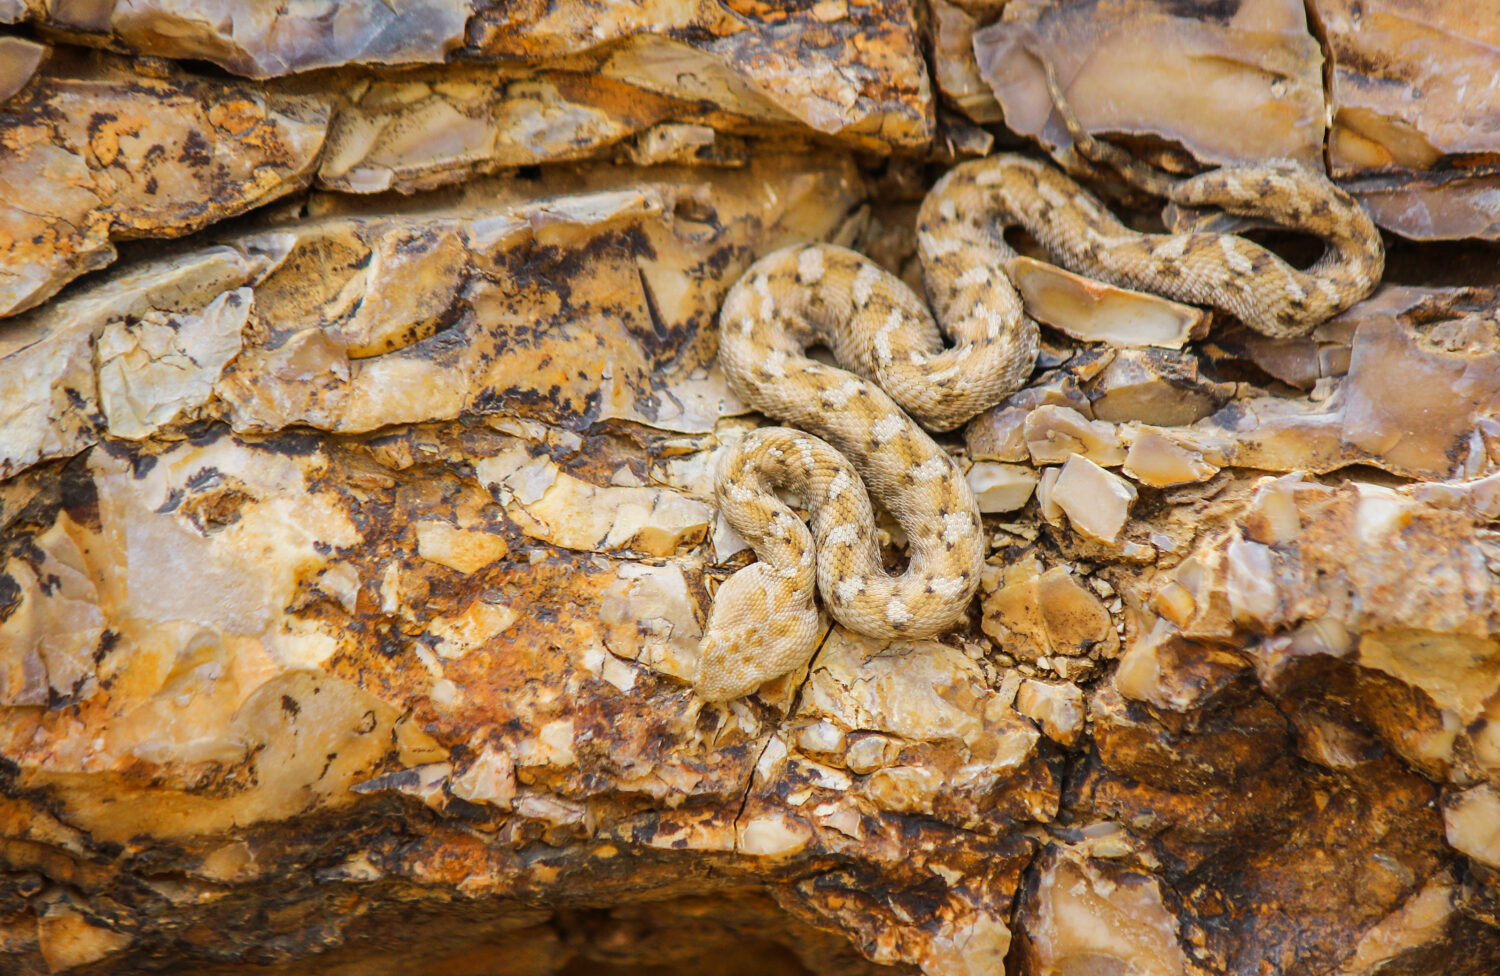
[{"x1": 694, "y1": 149, "x2": 1384, "y2": 702}]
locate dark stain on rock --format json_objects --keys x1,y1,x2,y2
[
  {"x1": 178, "y1": 127, "x2": 212, "y2": 167},
  {"x1": 0, "y1": 572, "x2": 20, "y2": 626},
  {"x1": 185, "y1": 466, "x2": 224, "y2": 492},
  {"x1": 254, "y1": 430, "x2": 325, "y2": 459},
  {"x1": 58, "y1": 454, "x2": 102, "y2": 531}
]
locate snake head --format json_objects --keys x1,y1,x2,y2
[{"x1": 694, "y1": 563, "x2": 822, "y2": 703}]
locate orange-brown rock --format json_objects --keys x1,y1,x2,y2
[
  {"x1": 974, "y1": 0, "x2": 1325, "y2": 169},
  {"x1": 5, "y1": 1, "x2": 1500, "y2": 973},
  {"x1": 0, "y1": 51, "x2": 328, "y2": 318},
  {"x1": 1322, "y1": 0, "x2": 1500, "y2": 239}
]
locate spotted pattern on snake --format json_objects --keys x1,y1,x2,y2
[
  {"x1": 927, "y1": 155, "x2": 1385, "y2": 340},
  {"x1": 695, "y1": 153, "x2": 1385, "y2": 702}
]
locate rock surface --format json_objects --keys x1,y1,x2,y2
[
  {"x1": 3, "y1": 1, "x2": 1500, "y2": 974},
  {"x1": 0, "y1": 51, "x2": 329, "y2": 318}
]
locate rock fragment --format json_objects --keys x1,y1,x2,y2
[
  {"x1": 1024, "y1": 405, "x2": 1126, "y2": 466},
  {"x1": 1006, "y1": 254, "x2": 1210, "y2": 348},
  {"x1": 982, "y1": 558, "x2": 1121, "y2": 674},
  {"x1": 0, "y1": 53, "x2": 328, "y2": 318},
  {"x1": 1050, "y1": 454, "x2": 1138, "y2": 544},
  {"x1": 968, "y1": 461, "x2": 1041, "y2": 513},
  {"x1": 1323, "y1": 0, "x2": 1500, "y2": 239},
  {"x1": 1014, "y1": 847, "x2": 1191, "y2": 976},
  {"x1": 1087, "y1": 348, "x2": 1225, "y2": 426},
  {"x1": 974, "y1": 0, "x2": 1324, "y2": 168}
]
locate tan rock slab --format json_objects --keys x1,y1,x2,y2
[
  {"x1": 1324, "y1": 0, "x2": 1500, "y2": 239},
  {"x1": 982, "y1": 560, "x2": 1120, "y2": 665},
  {"x1": 1006, "y1": 255, "x2": 1210, "y2": 349},
  {"x1": 1015, "y1": 848, "x2": 1190, "y2": 976},
  {"x1": 967, "y1": 461, "x2": 1040, "y2": 513},
  {"x1": 0, "y1": 36, "x2": 47, "y2": 102},
  {"x1": 0, "y1": 54, "x2": 327, "y2": 319},
  {"x1": 1024, "y1": 404, "x2": 1126, "y2": 466},
  {"x1": 0, "y1": 155, "x2": 862, "y2": 480},
  {"x1": 1051, "y1": 454, "x2": 1138, "y2": 544},
  {"x1": 975, "y1": 0, "x2": 1324, "y2": 168}
]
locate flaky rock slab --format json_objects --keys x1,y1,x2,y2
[{"x1": 0, "y1": 52, "x2": 328, "y2": 319}]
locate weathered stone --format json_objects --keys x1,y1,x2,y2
[
  {"x1": 1050, "y1": 454, "x2": 1138, "y2": 545},
  {"x1": 25, "y1": 0, "x2": 469, "y2": 76},
  {"x1": 317, "y1": 48, "x2": 916, "y2": 194},
  {"x1": 966, "y1": 372, "x2": 1094, "y2": 463},
  {"x1": 0, "y1": 155, "x2": 861, "y2": 479},
  {"x1": 0, "y1": 36, "x2": 47, "y2": 102},
  {"x1": 1014, "y1": 678, "x2": 1085, "y2": 746},
  {"x1": 975, "y1": 0, "x2": 1325, "y2": 168},
  {"x1": 0, "y1": 52, "x2": 328, "y2": 319},
  {"x1": 0, "y1": 244, "x2": 274, "y2": 479},
  {"x1": 981, "y1": 557, "x2": 1120, "y2": 673},
  {"x1": 1099, "y1": 291, "x2": 1500, "y2": 484},
  {"x1": 967, "y1": 461, "x2": 1040, "y2": 513},
  {"x1": 11, "y1": 0, "x2": 933, "y2": 158},
  {"x1": 931, "y1": 0, "x2": 1003, "y2": 124},
  {"x1": 1013, "y1": 846, "x2": 1190, "y2": 975},
  {"x1": 1128, "y1": 473, "x2": 1500, "y2": 788},
  {"x1": 1446, "y1": 784, "x2": 1500, "y2": 869},
  {"x1": 1122, "y1": 428, "x2": 1221, "y2": 487},
  {"x1": 6, "y1": 2, "x2": 1500, "y2": 970},
  {"x1": 1006, "y1": 255, "x2": 1210, "y2": 349},
  {"x1": 1075, "y1": 464, "x2": 1500, "y2": 974},
  {"x1": 1323, "y1": 0, "x2": 1500, "y2": 239},
  {"x1": 464, "y1": 0, "x2": 932, "y2": 153},
  {"x1": 1023, "y1": 404, "x2": 1126, "y2": 466},
  {"x1": 1087, "y1": 348, "x2": 1225, "y2": 426},
  {"x1": 0, "y1": 149, "x2": 1066, "y2": 975}
]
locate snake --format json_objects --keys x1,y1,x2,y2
[{"x1": 693, "y1": 149, "x2": 1385, "y2": 702}]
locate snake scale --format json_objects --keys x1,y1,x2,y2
[{"x1": 694, "y1": 151, "x2": 1385, "y2": 702}]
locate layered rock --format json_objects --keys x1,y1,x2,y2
[
  {"x1": 0, "y1": 51, "x2": 328, "y2": 318},
  {"x1": 972, "y1": 0, "x2": 1500, "y2": 240},
  {"x1": 4, "y1": 0, "x2": 1500, "y2": 973}
]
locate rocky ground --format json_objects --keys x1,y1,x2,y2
[{"x1": 2, "y1": 0, "x2": 1500, "y2": 973}]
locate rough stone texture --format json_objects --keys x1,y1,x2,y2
[
  {"x1": 8, "y1": 0, "x2": 468, "y2": 76},
  {"x1": 464, "y1": 0, "x2": 933, "y2": 153},
  {"x1": 1, "y1": 152, "x2": 859, "y2": 471},
  {"x1": 1100, "y1": 473, "x2": 1500, "y2": 973},
  {"x1": 4, "y1": 0, "x2": 1500, "y2": 974},
  {"x1": 0, "y1": 51, "x2": 329, "y2": 319},
  {"x1": 1322, "y1": 0, "x2": 1500, "y2": 239},
  {"x1": 2, "y1": 4, "x2": 930, "y2": 312},
  {"x1": 974, "y1": 0, "x2": 1326, "y2": 169},
  {"x1": 971, "y1": 0, "x2": 1500, "y2": 240},
  {"x1": 0, "y1": 37, "x2": 47, "y2": 102}
]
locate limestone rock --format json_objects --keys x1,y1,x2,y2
[
  {"x1": 980, "y1": 557, "x2": 1121, "y2": 677},
  {"x1": 0, "y1": 52, "x2": 329, "y2": 318},
  {"x1": 16, "y1": 0, "x2": 469, "y2": 76},
  {"x1": 1323, "y1": 0, "x2": 1500, "y2": 239},
  {"x1": 1094, "y1": 472, "x2": 1500, "y2": 972},
  {"x1": 0, "y1": 36, "x2": 46, "y2": 101},
  {"x1": 5, "y1": 1, "x2": 1500, "y2": 973},
  {"x1": 0, "y1": 150, "x2": 1054, "y2": 976},
  {"x1": 971, "y1": 0, "x2": 1500, "y2": 241},
  {"x1": 1132, "y1": 289, "x2": 1500, "y2": 482},
  {"x1": 931, "y1": 0, "x2": 1002, "y2": 125},
  {"x1": 465, "y1": 0, "x2": 932, "y2": 153},
  {"x1": 974, "y1": 0, "x2": 1325, "y2": 169},
  {"x1": 0, "y1": 154, "x2": 861, "y2": 478},
  {"x1": 1004, "y1": 255, "x2": 1211, "y2": 349},
  {"x1": 3, "y1": 4, "x2": 930, "y2": 317},
  {"x1": 10, "y1": 0, "x2": 931, "y2": 150}
]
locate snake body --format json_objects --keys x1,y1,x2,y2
[{"x1": 695, "y1": 153, "x2": 1384, "y2": 702}]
